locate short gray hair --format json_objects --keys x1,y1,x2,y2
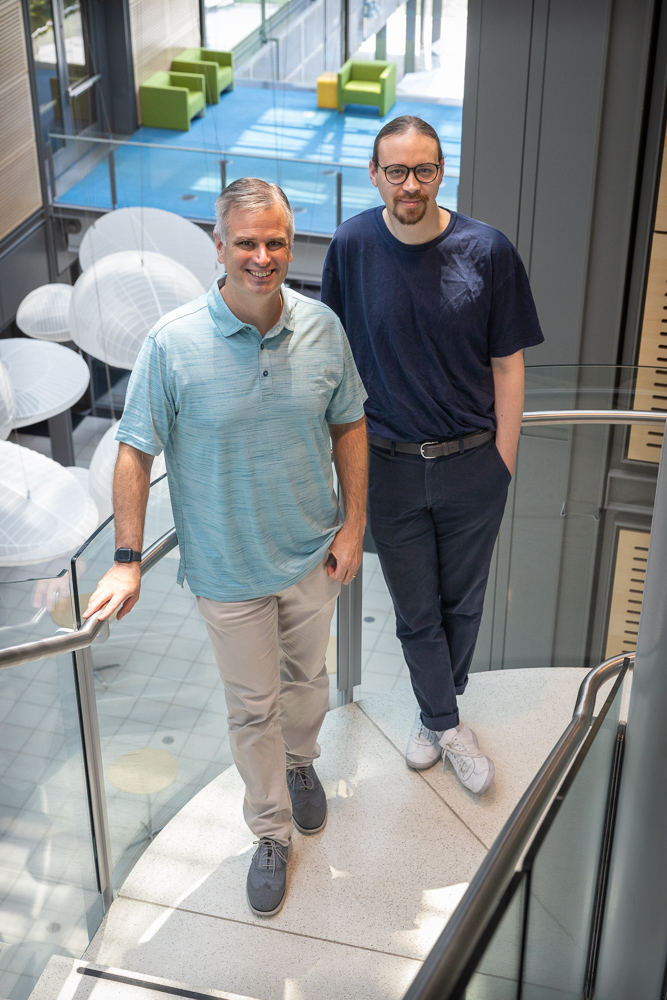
[{"x1": 214, "y1": 177, "x2": 295, "y2": 247}]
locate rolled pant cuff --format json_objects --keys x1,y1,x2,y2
[{"x1": 422, "y1": 708, "x2": 459, "y2": 733}]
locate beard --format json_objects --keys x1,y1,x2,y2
[{"x1": 390, "y1": 192, "x2": 429, "y2": 225}]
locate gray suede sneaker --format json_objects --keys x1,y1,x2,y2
[
  {"x1": 286, "y1": 764, "x2": 327, "y2": 835},
  {"x1": 247, "y1": 838, "x2": 291, "y2": 917}
]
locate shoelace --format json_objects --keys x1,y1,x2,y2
[
  {"x1": 286, "y1": 765, "x2": 315, "y2": 791},
  {"x1": 252, "y1": 837, "x2": 288, "y2": 874},
  {"x1": 413, "y1": 718, "x2": 435, "y2": 745}
]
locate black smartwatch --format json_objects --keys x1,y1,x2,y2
[{"x1": 114, "y1": 547, "x2": 142, "y2": 564}]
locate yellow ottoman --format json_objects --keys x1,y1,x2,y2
[{"x1": 317, "y1": 72, "x2": 338, "y2": 109}]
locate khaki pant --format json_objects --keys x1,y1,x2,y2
[{"x1": 197, "y1": 562, "x2": 340, "y2": 846}]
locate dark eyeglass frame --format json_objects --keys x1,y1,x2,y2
[{"x1": 377, "y1": 162, "x2": 443, "y2": 185}]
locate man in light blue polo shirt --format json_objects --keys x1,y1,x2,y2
[{"x1": 84, "y1": 178, "x2": 367, "y2": 918}]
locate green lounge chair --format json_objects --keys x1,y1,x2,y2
[
  {"x1": 171, "y1": 48, "x2": 234, "y2": 104},
  {"x1": 337, "y1": 59, "x2": 396, "y2": 116},
  {"x1": 140, "y1": 71, "x2": 206, "y2": 131}
]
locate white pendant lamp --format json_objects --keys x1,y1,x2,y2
[
  {"x1": 78, "y1": 207, "x2": 222, "y2": 289},
  {"x1": 0, "y1": 340, "x2": 90, "y2": 428},
  {"x1": 0, "y1": 360, "x2": 14, "y2": 441},
  {"x1": 88, "y1": 421, "x2": 166, "y2": 522},
  {"x1": 68, "y1": 250, "x2": 205, "y2": 371},
  {"x1": 0, "y1": 440, "x2": 99, "y2": 566},
  {"x1": 15, "y1": 283, "x2": 73, "y2": 343}
]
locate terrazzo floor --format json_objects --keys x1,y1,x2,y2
[{"x1": 82, "y1": 668, "x2": 590, "y2": 1000}]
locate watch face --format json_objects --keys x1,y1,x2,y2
[{"x1": 116, "y1": 548, "x2": 131, "y2": 562}]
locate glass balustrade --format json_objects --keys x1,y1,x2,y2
[
  {"x1": 47, "y1": 133, "x2": 460, "y2": 234},
  {"x1": 0, "y1": 571, "x2": 101, "y2": 1000},
  {"x1": 457, "y1": 662, "x2": 628, "y2": 1000},
  {"x1": 0, "y1": 366, "x2": 660, "y2": 1000}
]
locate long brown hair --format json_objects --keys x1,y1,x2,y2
[{"x1": 372, "y1": 116, "x2": 443, "y2": 165}]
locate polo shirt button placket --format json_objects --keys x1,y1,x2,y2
[{"x1": 259, "y1": 341, "x2": 272, "y2": 395}]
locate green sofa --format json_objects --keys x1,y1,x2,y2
[
  {"x1": 171, "y1": 48, "x2": 234, "y2": 104},
  {"x1": 337, "y1": 59, "x2": 396, "y2": 116},
  {"x1": 140, "y1": 71, "x2": 206, "y2": 131}
]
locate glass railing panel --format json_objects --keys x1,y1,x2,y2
[
  {"x1": 523, "y1": 363, "x2": 667, "y2": 413},
  {"x1": 71, "y1": 477, "x2": 235, "y2": 888},
  {"x1": 0, "y1": 571, "x2": 75, "y2": 647},
  {"x1": 0, "y1": 569, "x2": 102, "y2": 1000},
  {"x1": 462, "y1": 875, "x2": 526, "y2": 1000},
  {"x1": 520, "y1": 670, "x2": 626, "y2": 1000}
]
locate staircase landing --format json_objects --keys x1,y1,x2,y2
[{"x1": 83, "y1": 669, "x2": 588, "y2": 1000}]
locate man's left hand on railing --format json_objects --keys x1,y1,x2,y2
[{"x1": 83, "y1": 563, "x2": 142, "y2": 622}]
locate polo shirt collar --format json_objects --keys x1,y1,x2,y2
[{"x1": 207, "y1": 278, "x2": 295, "y2": 339}]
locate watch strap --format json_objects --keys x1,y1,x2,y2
[{"x1": 114, "y1": 547, "x2": 142, "y2": 563}]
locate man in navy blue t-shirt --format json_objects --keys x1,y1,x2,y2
[{"x1": 321, "y1": 115, "x2": 544, "y2": 794}]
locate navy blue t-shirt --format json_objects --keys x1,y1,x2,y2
[{"x1": 321, "y1": 207, "x2": 544, "y2": 441}]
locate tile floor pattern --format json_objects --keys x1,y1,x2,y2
[
  {"x1": 82, "y1": 670, "x2": 590, "y2": 1000},
  {"x1": 0, "y1": 417, "x2": 406, "y2": 1000}
]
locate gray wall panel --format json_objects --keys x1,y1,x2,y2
[{"x1": 461, "y1": 0, "x2": 655, "y2": 365}]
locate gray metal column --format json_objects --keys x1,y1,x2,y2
[
  {"x1": 405, "y1": 0, "x2": 417, "y2": 74},
  {"x1": 48, "y1": 409, "x2": 76, "y2": 466},
  {"x1": 432, "y1": 0, "x2": 442, "y2": 43},
  {"x1": 594, "y1": 438, "x2": 667, "y2": 996},
  {"x1": 375, "y1": 23, "x2": 387, "y2": 60}
]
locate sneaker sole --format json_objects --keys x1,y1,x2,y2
[
  {"x1": 405, "y1": 750, "x2": 442, "y2": 771},
  {"x1": 248, "y1": 891, "x2": 287, "y2": 918},
  {"x1": 293, "y1": 809, "x2": 327, "y2": 835}
]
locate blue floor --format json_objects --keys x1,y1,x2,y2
[{"x1": 56, "y1": 87, "x2": 462, "y2": 235}]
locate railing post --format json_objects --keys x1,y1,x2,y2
[
  {"x1": 107, "y1": 149, "x2": 117, "y2": 210},
  {"x1": 337, "y1": 568, "x2": 362, "y2": 706},
  {"x1": 73, "y1": 645, "x2": 114, "y2": 910},
  {"x1": 220, "y1": 158, "x2": 230, "y2": 192},
  {"x1": 336, "y1": 171, "x2": 343, "y2": 229}
]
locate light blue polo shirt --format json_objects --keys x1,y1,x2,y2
[{"x1": 116, "y1": 279, "x2": 367, "y2": 601}]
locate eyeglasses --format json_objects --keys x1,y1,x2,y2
[{"x1": 377, "y1": 162, "x2": 442, "y2": 185}]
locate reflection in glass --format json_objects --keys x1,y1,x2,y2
[
  {"x1": 29, "y1": 0, "x2": 61, "y2": 139},
  {"x1": 521, "y1": 675, "x2": 625, "y2": 999},
  {"x1": 464, "y1": 876, "x2": 525, "y2": 1000},
  {"x1": 0, "y1": 574, "x2": 101, "y2": 1000}
]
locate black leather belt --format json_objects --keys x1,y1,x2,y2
[{"x1": 368, "y1": 429, "x2": 494, "y2": 459}]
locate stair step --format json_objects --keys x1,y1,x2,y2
[{"x1": 30, "y1": 957, "x2": 260, "y2": 1000}]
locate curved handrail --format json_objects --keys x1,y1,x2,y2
[
  {"x1": 523, "y1": 409, "x2": 666, "y2": 425},
  {"x1": 0, "y1": 527, "x2": 178, "y2": 671},
  {"x1": 403, "y1": 651, "x2": 633, "y2": 1000}
]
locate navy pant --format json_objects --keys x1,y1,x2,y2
[{"x1": 369, "y1": 438, "x2": 511, "y2": 731}]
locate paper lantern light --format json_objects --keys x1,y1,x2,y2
[
  {"x1": 69, "y1": 251, "x2": 204, "y2": 370},
  {"x1": 0, "y1": 440, "x2": 99, "y2": 566},
  {"x1": 0, "y1": 340, "x2": 90, "y2": 428},
  {"x1": 78, "y1": 207, "x2": 222, "y2": 289},
  {"x1": 0, "y1": 360, "x2": 14, "y2": 441},
  {"x1": 16, "y1": 283, "x2": 73, "y2": 342},
  {"x1": 89, "y1": 421, "x2": 167, "y2": 522}
]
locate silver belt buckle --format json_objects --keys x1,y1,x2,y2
[{"x1": 420, "y1": 440, "x2": 439, "y2": 459}]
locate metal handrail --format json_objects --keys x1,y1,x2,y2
[
  {"x1": 523, "y1": 409, "x2": 667, "y2": 425},
  {"x1": 403, "y1": 651, "x2": 633, "y2": 1000},
  {"x1": 0, "y1": 527, "x2": 177, "y2": 671}
]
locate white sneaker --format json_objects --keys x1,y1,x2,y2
[
  {"x1": 405, "y1": 709, "x2": 442, "y2": 770},
  {"x1": 440, "y1": 723, "x2": 495, "y2": 794}
]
